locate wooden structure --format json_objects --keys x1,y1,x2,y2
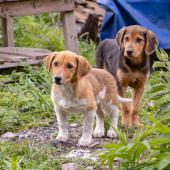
[
  {"x1": 0, "y1": 47, "x2": 51, "y2": 69},
  {"x1": 0, "y1": 0, "x2": 79, "y2": 52},
  {"x1": 74, "y1": 0, "x2": 104, "y2": 26},
  {"x1": 0, "y1": 0, "x2": 79, "y2": 69}
]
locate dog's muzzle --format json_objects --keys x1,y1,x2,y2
[
  {"x1": 126, "y1": 49, "x2": 133, "y2": 57},
  {"x1": 54, "y1": 77, "x2": 62, "y2": 85}
]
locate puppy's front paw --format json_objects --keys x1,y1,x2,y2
[
  {"x1": 56, "y1": 135, "x2": 68, "y2": 142},
  {"x1": 107, "y1": 128, "x2": 117, "y2": 138},
  {"x1": 78, "y1": 137, "x2": 92, "y2": 146},
  {"x1": 93, "y1": 128, "x2": 104, "y2": 138}
]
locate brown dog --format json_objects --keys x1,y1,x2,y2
[
  {"x1": 96, "y1": 25, "x2": 158, "y2": 127},
  {"x1": 43, "y1": 51, "x2": 131, "y2": 146}
]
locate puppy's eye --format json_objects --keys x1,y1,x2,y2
[
  {"x1": 136, "y1": 38, "x2": 143, "y2": 43},
  {"x1": 124, "y1": 37, "x2": 129, "y2": 42},
  {"x1": 67, "y1": 63, "x2": 73, "y2": 69},
  {"x1": 54, "y1": 62, "x2": 58, "y2": 67}
]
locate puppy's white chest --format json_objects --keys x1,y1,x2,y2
[
  {"x1": 58, "y1": 97, "x2": 88, "y2": 113},
  {"x1": 52, "y1": 84, "x2": 88, "y2": 113}
]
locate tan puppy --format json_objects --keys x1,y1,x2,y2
[{"x1": 43, "y1": 51, "x2": 131, "y2": 146}]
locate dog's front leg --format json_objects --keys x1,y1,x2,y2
[
  {"x1": 54, "y1": 104, "x2": 68, "y2": 142},
  {"x1": 131, "y1": 87, "x2": 144, "y2": 127},
  {"x1": 78, "y1": 110, "x2": 95, "y2": 146}
]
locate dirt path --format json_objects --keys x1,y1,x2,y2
[{"x1": 1, "y1": 122, "x2": 119, "y2": 169}]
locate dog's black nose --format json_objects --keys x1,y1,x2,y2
[
  {"x1": 54, "y1": 77, "x2": 62, "y2": 84},
  {"x1": 127, "y1": 50, "x2": 133, "y2": 56}
]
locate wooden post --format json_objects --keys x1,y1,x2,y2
[
  {"x1": 2, "y1": 16, "x2": 14, "y2": 47},
  {"x1": 61, "y1": 11, "x2": 79, "y2": 54}
]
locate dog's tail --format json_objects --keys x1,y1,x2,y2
[
  {"x1": 96, "y1": 42, "x2": 104, "y2": 68},
  {"x1": 117, "y1": 95, "x2": 132, "y2": 103}
]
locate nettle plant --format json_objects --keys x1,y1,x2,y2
[{"x1": 98, "y1": 49, "x2": 170, "y2": 170}]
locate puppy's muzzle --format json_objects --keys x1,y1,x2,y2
[
  {"x1": 126, "y1": 49, "x2": 133, "y2": 57},
  {"x1": 54, "y1": 76, "x2": 62, "y2": 85}
]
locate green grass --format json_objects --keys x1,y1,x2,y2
[
  {"x1": 0, "y1": 140, "x2": 101, "y2": 170},
  {"x1": 0, "y1": 141, "x2": 67, "y2": 170},
  {"x1": 0, "y1": 66, "x2": 54, "y2": 134}
]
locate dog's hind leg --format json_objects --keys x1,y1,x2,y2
[
  {"x1": 93, "y1": 105, "x2": 105, "y2": 138},
  {"x1": 104, "y1": 103, "x2": 119, "y2": 138}
]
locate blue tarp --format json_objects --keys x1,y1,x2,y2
[{"x1": 97, "y1": 0, "x2": 170, "y2": 49}]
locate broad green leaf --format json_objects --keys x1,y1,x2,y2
[
  {"x1": 148, "y1": 84, "x2": 166, "y2": 94},
  {"x1": 150, "y1": 91, "x2": 168, "y2": 100},
  {"x1": 135, "y1": 161, "x2": 155, "y2": 170},
  {"x1": 153, "y1": 61, "x2": 166, "y2": 69},
  {"x1": 150, "y1": 135, "x2": 170, "y2": 146},
  {"x1": 102, "y1": 143, "x2": 123, "y2": 149},
  {"x1": 156, "y1": 49, "x2": 169, "y2": 62},
  {"x1": 108, "y1": 158, "x2": 113, "y2": 170},
  {"x1": 159, "y1": 114, "x2": 170, "y2": 122}
]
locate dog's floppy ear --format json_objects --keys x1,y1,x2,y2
[
  {"x1": 76, "y1": 55, "x2": 91, "y2": 80},
  {"x1": 43, "y1": 52, "x2": 58, "y2": 72},
  {"x1": 116, "y1": 27, "x2": 127, "y2": 49},
  {"x1": 145, "y1": 30, "x2": 158, "y2": 55}
]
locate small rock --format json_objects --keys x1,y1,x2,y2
[
  {"x1": 85, "y1": 166, "x2": 94, "y2": 170},
  {"x1": 18, "y1": 131, "x2": 32, "y2": 139},
  {"x1": 65, "y1": 149, "x2": 97, "y2": 161},
  {"x1": 1, "y1": 132, "x2": 18, "y2": 139},
  {"x1": 147, "y1": 101, "x2": 154, "y2": 107},
  {"x1": 62, "y1": 163, "x2": 79, "y2": 170},
  {"x1": 69, "y1": 123, "x2": 78, "y2": 128}
]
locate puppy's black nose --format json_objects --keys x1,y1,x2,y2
[
  {"x1": 127, "y1": 50, "x2": 133, "y2": 56},
  {"x1": 54, "y1": 77, "x2": 62, "y2": 84}
]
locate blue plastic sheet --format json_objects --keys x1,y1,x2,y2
[{"x1": 97, "y1": 0, "x2": 170, "y2": 49}]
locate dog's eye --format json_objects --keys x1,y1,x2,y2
[
  {"x1": 54, "y1": 62, "x2": 58, "y2": 67},
  {"x1": 124, "y1": 36, "x2": 129, "y2": 42},
  {"x1": 67, "y1": 63, "x2": 73, "y2": 69},
  {"x1": 136, "y1": 38, "x2": 143, "y2": 43}
]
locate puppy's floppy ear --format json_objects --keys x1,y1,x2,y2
[
  {"x1": 76, "y1": 55, "x2": 91, "y2": 80},
  {"x1": 116, "y1": 27, "x2": 127, "y2": 49},
  {"x1": 43, "y1": 52, "x2": 58, "y2": 72},
  {"x1": 145, "y1": 30, "x2": 158, "y2": 55}
]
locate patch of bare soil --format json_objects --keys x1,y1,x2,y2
[{"x1": 1, "y1": 122, "x2": 119, "y2": 169}]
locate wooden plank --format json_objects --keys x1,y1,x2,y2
[
  {"x1": 0, "y1": 53, "x2": 27, "y2": 62},
  {"x1": 74, "y1": 9, "x2": 87, "y2": 23},
  {"x1": 0, "y1": 57, "x2": 5, "y2": 64},
  {"x1": 23, "y1": 51, "x2": 49, "y2": 60},
  {"x1": 86, "y1": 1, "x2": 105, "y2": 16},
  {"x1": 75, "y1": 0, "x2": 86, "y2": 5},
  {"x1": 0, "y1": 47, "x2": 50, "y2": 53},
  {"x1": 61, "y1": 11, "x2": 79, "y2": 53},
  {"x1": 0, "y1": 0, "x2": 74, "y2": 17},
  {"x1": 0, "y1": 47, "x2": 51, "y2": 59},
  {"x1": 2, "y1": 16, "x2": 14, "y2": 47},
  {"x1": 0, "y1": 0, "x2": 19, "y2": 2},
  {"x1": 0, "y1": 60, "x2": 41, "y2": 69}
]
